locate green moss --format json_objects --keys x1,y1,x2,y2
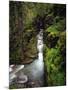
[
  {"x1": 44, "y1": 47, "x2": 65, "y2": 86},
  {"x1": 46, "y1": 19, "x2": 65, "y2": 36}
]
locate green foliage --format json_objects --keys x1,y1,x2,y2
[
  {"x1": 46, "y1": 19, "x2": 65, "y2": 36},
  {"x1": 43, "y1": 4, "x2": 66, "y2": 86},
  {"x1": 44, "y1": 47, "x2": 65, "y2": 86}
]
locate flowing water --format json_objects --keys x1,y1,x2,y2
[{"x1": 10, "y1": 29, "x2": 44, "y2": 88}]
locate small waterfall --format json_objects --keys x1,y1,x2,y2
[
  {"x1": 38, "y1": 53, "x2": 43, "y2": 61},
  {"x1": 37, "y1": 29, "x2": 43, "y2": 62}
]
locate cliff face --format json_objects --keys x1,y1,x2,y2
[
  {"x1": 9, "y1": 2, "x2": 38, "y2": 64},
  {"x1": 9, "y1": 1, "x2": 66, "y2": 86}
]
